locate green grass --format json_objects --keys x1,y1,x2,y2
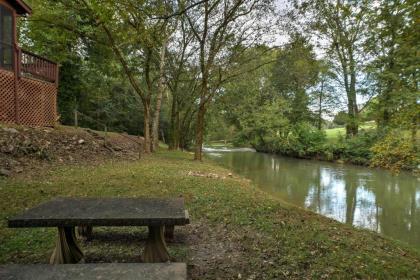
[
  {"x1": 326, "y1": 121, "x2": 377, "y2": 142},
  {"x1": 1, "y1": 150, "x2": 420, "y2": 279}
]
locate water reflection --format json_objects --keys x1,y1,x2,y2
[{"x1": 205, "y1": 150, "x2": 420, "y2": 250}]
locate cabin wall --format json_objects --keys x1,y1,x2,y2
[{"x1": 0, "y1": 69, "x2": 57, "y2": 126}]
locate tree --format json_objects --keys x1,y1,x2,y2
[
  {"x1": 165, "y1": 16, "x2": 200, "y2": 150},
  {"x1": 210, "y1": 47, "x2": 287, "y2": 149},
  {"x1": 21, "y1": 1, "x2": 145, "y2": 134},
  {"x1": 290, "y1": 0, "x2": 372, "y2": 137},
  {"x1": 185, "y1": 0, "x2": 275, "y2": 160},
  {"x1": 310, "y1": 61, "x2": 339, "y2": 129},
  {"x1": 87, "y1": 0, "x2": 173, "y2": 153},
  {"x1": 272, "y1": 34, "x2": 319, "y2": 124},
  {"x1": 364, "y1": 0, "x2": 419, "y2": 140},
  {"x1": 151, "y1": 25, "x2": 171, "y2": 152},
  {"x1": 28, "y1": 0, "x2": 176, "y2": 153}
]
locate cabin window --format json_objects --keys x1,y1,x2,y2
[{"x1": 0, "y1": 4, "x2": 14, "y2": 71}]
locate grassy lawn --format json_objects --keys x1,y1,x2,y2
[
  {"x1": 325, "y1": 121, "x2": 377, "y2": 142},
  {"x1": 1, "y1": 150, "x2": 419, "y2": 279}
]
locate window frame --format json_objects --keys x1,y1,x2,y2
[{"x1": 0, "y1": 2, "x2": 16, "y2": 71}]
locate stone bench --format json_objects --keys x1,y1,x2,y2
[
  {"x1": 0, "y1": 263, "x2": 187, "y2": 280},
  {"x1": 8, "y1": 197, "x2": 190, "y2": 264}
]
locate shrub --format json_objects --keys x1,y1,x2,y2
[
  {"x1": 330, "y1": 129, "x2": 381, "y2": 165},
  {"x1": 275, "y1": 123, "x2": 326, "y2": 158},
  {"x1": 370, "y1": 130, "x2": 419, "y2": 172}
]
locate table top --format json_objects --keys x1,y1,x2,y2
[
  {"x1": 8, "y1": 197, "x2": 190, "y2": 228},
  {"x1": 0, "y1": 263, "x2": 187, "y2": 280}
]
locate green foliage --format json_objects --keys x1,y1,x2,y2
[
  {"x1": 269, "y1": 123, "x2": 326, "y2": 158},
  {"x1": 272, "y1": 35, "x2": 320, "y2": 124},
  {"x1": 291, "y1": 123, "x2": 327, "y2": 156},
  {"x1": 364, "y1": 0, "x2": 419, "y2": 129},
  {"x1": 333, "y1": 111, "x2": 348, "y2": 126},
  {"x1": 57, "y1": 60, "x2": 83, "y2": 125},
  {"x1": 371, "y1": 130, "x2": 419, "y2": 172},
  {"x1": 14, "y1": 0, "x2": 417, "y2": 168},
  {"x1": 330, "y1": 130, "x2": 381, "y2": 166}
]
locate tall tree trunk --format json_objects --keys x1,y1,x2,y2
[
  {"x1": 335, "y1": 42, "x2": 359, "y2": 137},
  {"x1": 343, "y1": 50, "x2": 358, "y2": 137},
  {"x1": 346, "y1": 71, "x2": 359, "y2": 137},
  {"x1": 143, "y1": 101, "x2": 151, "y2": 154},
  {"x1": 346, "y1": 97, "x2": 358, "y2": 137},
  {"x1": 194, "y1": 98, "x2": 206, "y2": 161},
  {"x1": 175, "y1": 108, "x2": 181, "y2": 149},
  {"x1": 151, "y1": 40, "x2": 168, "y2": 152},
  {"x1": 180, "y1": 107, "x2": 195, "y2": 150},
  {"x1": 318, "y1": 80, "x2": 324, "y2": 130},
  {"x1": 151, "y1": 90, "x2": 164, "y2": 152},
  {"x1": 169, "y1": 97, "x2": 177, "y2": 150}
]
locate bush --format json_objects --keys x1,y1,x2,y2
[
  {"x1": 370, "y1": 130, "x2": 419, "y2": 172},
  {"x1": 330, "y1": 129, "x2": 381, "y2": 165},
  {"x1": 275, "y1": 123, "x2": 326, "y2": 158},
  {"x1": 251, "y1": 124, "x2": 418, "y2": 172}
]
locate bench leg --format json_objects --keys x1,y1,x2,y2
[
  {"x1": 77, "y1": 226, "x2": 93, "y2": 240},
  {"x1": 164, "y1": 225, "x2": 175, "y2": 241},
  {"x1": 142, "y1": 226, "x2": 169, "y2": 263},
  {"x1": 50, "y1": 227, "x2": 84, "y2": 264}
]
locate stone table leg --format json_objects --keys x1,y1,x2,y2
[
  {"x1": 164, "y1": 225, "x2": 175, "y2": 241},
  {"x1": 77, "y1": 226, "x2": 93, "y2": 240},
  {"x1": 50, "y1": 227, "x2": 84, "y2": 264},
  {"x1": 142, "y1": 226, "x2": 169, "y2": 263}
]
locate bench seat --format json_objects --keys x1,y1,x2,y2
[{"x1": 0, "y1": 263, "x2": 187, "y2": 280}]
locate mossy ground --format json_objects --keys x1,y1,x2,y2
[{"x1": 1, "y1": 150, "x2": 419, "y2": 279}]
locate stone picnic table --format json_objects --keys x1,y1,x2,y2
[
  {"x1": 8, "y1": 197, "x2": 190, "y2": 264},
  {"x1": 0, "y1": 263, "x2": 187, "y2": 280}
]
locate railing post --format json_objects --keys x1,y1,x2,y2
[
  {"x1": 17, "y1": 47, "x2": 21, "y2": 79},
  {"x1": 55, "y1": 64, "x2": 59, "y2": 88},
  {"x1": 13, "y1": 45, "x2": 20, "y2": 124}
]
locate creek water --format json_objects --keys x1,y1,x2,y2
[{"x1": 204, "y1": 147, "x2": 420, "y2": 250}]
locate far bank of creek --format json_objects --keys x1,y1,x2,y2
[{"x1": 204, "y1": 146, "x2": 420, "y2": 250}]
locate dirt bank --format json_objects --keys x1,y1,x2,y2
[{"x1": 0, "y1": 123, "x2": 143, "y2": 177}]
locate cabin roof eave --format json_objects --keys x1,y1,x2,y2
[{"x1": 5, "y1": 0, "x2": 32, "y2": 15}]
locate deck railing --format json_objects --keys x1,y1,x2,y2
[{"x1": 19, "y1": 49, "x2": 58, "y2": 84}]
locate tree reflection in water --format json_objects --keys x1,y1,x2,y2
[{"x1": 206, "y1": 149, "x2": 420, "y2": 250}]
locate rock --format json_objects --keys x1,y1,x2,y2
[
  {"x1": 14, "y1": 167, "x2": 24, "y2": 173},
  {"x1": 2, "y1": 127, "x2": 18, "y2": 133},
  {"x1": 78, "y1": 139, "x2": 85, "y2": 144},
  {"x1": 228, "y1": 173, "x2": 233, "y2": 177},
  {"x1": 113, "y1": 146, "x2": 123, "y2": 151},
  {"x1": 0, "y1": 168, "x2": 11, "y2": 177},
  {"x1": 5, "y1": 145, "x2": 14, "y2": 153},
  {"x1": 86, "y1": 129, "x2": 100, "y2": 137}
]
